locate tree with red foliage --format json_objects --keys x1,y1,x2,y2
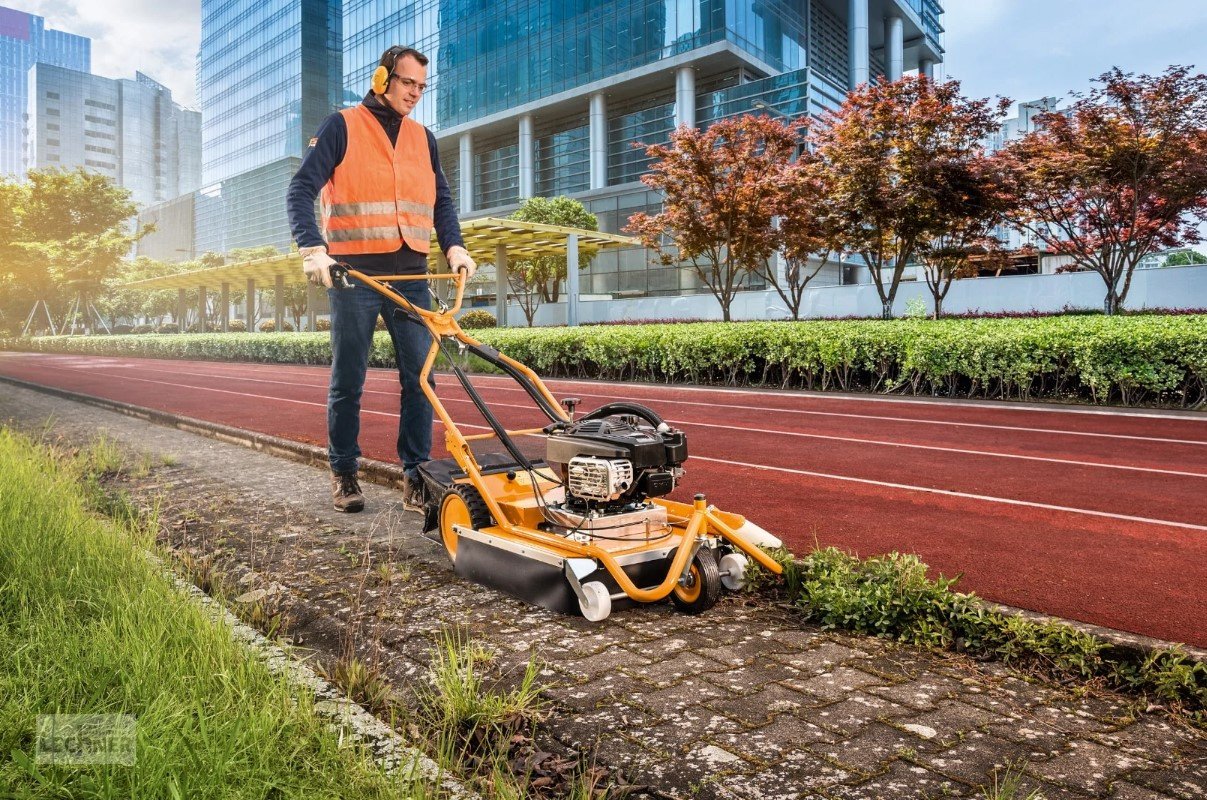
[
  {"x1": 1002, "y1": 66, "x2": 1207, "y2": 315},
  {"x1": 768, "y1": 153, "x2": 843, "y2": 319},
  {"x1": 810, "y1": 76, "x2": 1010, "y2": 319},
  {"x1": 917, "y1": 155, "x2": 1015, "y2": 318},
  {"x1": 625, "y1": 115, "x2": 799, "y2": 321}
]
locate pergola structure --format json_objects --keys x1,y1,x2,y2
[{"x1": 123, "y1": 217, "x2": 638, "y2": 331}]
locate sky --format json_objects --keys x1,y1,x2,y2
[
  {"x1": 942, "y1": 0, "x2": 1207, "y2": 113},
  {"x1": 6, "y1": 0, "x2": 1207, "y2": 116}
]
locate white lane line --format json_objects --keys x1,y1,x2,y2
[
  {"x1": 690, "y1": 455, "x2": 1207, "y2": 532},
  {"x1": 23, "y1": 352, "x2": 1207, "y2": 424},
  {"x1": 445, "y1": 370, "x2": 1207, "y2": 422},
  {"x1": 19, "y1": 364, "x2": 1205, "y2": 528},
  {"x1": 670, "y1": 418, "x2": 1207, "y2": 479},
  {"x1": 423, "y1": 377, "x2": 1207, "y2": 447},
  {"x1": 27, "y1": 361, "x2": 1207, "y2": 477},
  {"x1": 31, "y1": 354, "x2": 1206, "y2": 442}
]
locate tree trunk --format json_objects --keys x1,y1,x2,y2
[
  {"x1": 933, "y1": 295, "x2": 943, "y2": 319},
  {"x1": 881, "y1": 298, "x2": 894, "y2": 320},
  {"x1": 1103, "y1": 290, "x2": 1118, "y2": 316}
]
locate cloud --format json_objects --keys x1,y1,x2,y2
[{"x1": 7, "y1": 0, "x2": 200, "y2": 107}]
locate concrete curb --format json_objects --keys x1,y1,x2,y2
[{"x1": 4, "y1": 372, "x2": 1204, "y2": 667}]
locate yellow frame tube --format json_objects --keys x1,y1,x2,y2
[{"x1": 336, "y1": 266, "x2": 777, "y2": 600}]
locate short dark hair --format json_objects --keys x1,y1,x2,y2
[{"x1": 380, "y1": 46, "x2": 428, "y2": 69}]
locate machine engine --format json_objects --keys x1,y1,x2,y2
[{"x1": 545, "y1": 406, "x2": 687, "y2": 512}]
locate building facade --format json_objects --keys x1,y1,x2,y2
[
  {"x1": 340, "y1": 0, "x2": 942, "y2": 301},
  {"x1": 26, "y1": 65, "x2": 201, "y2": 208},
  {"x1": 194, "y1": 0, "x2": 343, "y2": 254},
  {"x1": 0, "y1": 4, "x2": 89, "y2": 178}
]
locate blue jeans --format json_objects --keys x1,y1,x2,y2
[{"x1": 327, "y1": 277, "x2": 435, "y2": 477}]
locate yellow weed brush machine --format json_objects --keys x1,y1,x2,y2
[{"x1": 332, "y1": 265, "x2": 783, "y2": 622}]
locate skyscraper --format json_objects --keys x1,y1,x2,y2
[
  {"x1": 26, "y1": 65, "x2": 201, "y2": 208},
  {"x1": 0, "y1": 4, "x2": 89, "y2": 177},
  {"x1": 343, "y1": 0, "x2": 944, "y2": 299},
  {"x1": 195, "y1": 0, "x2": 342, "y2": 254}
]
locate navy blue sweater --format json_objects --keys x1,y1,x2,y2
[{"x1": 286, "y1": 93, "x2": 463, "y2": 275}]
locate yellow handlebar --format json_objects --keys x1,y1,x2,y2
[{"x1": 331, "y1": 265, "x2": 467, "y2": 320}]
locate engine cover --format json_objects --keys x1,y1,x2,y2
[{"x1": 546, "y1": 415, "x2": 687, "y2": 506}]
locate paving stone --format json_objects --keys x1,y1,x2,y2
[
  {"x1": 811, "y1": 692, "x2": 911, "y2": 736},
  {"x1": 918, "y1": 730, "x2": 1035, "y2": 788},
  {"x1": 780, "y1": 665, "x2": 886, "y2": 701},
  {"x1": 631, "y1": 678, "x2": 729, "y2": 719},
  {"x1": 623, "y1": 650, "x2": 728, "y2": 688},
  {"x1": 1126, "y1": 760, "x2": 1207, "y2": 800},
  {"x1": 866, "y1": 674, "x2": 966, "y2": 711},
  {"x1": 711, "y1": 716, "x2": 834, "y2": 763},
  {"x1": 1110, "y1": 782, "x2": 1189, "y2": 800},
  {"x1": 1030, "y1": 740, "x2": 1159, "y2": 795},
  {"x1": 826, "y1": 761, "x2": 971, "y2": 799},
  {"x1": 718, "y1": 749, "x2": 853, "y2": 798},
  {"x1": 811, "y1": 721, "x2": 942, "y2": 775},
  {"x1": 701, "y1": 681, "x2": 816, "y2": 726},
  {"x1": 770, "y1": 641, "x2": 873, "y2": 675},
  {"x1": 898, "y1": 700, "x2": 1004, "y2": 744},
  {"x1": 563, "y1": 643, "x2": 652, "y2": 681},
  {"x1": 699, "y1": 660, "x2": 808, "y2": 696},
  {"x1": 1092, "y1": 716, "x2": 1205, "y2": 766}
]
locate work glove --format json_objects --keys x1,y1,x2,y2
[
  {"x1": 300, "y1": 245, "x2": 337, "y2": 288},
  {"x1": 446, "y1": 245, "x2": 476, "y2": 281}
]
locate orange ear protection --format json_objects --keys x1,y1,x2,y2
[{"x1": 371, "y1": 46, "x2": 406, "y2": 95}]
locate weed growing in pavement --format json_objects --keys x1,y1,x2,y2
[
  {"x1": 324, "y1": 655, "x2": 396, "y2": 715},
  {"x1": 747, "y1": 546, "x2": 1207, "y2": 724},
  {"x1": 980, "y1": 761, "x2": 1046, "y2": 800},
  {"x1": 420, "y1": 629, "x2": 547, "y2": 748}
]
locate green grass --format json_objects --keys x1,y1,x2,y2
[{"x1": 0, "y1": 428, "x2": 436, "y2": 799}]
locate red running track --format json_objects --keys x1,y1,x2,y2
[{"x1": 2, "y1": 351, "x2": 1205, "y2": 647}]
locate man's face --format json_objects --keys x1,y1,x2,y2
[{"x1": 383, "y1": 55, "x2": 426, "y2": 118}]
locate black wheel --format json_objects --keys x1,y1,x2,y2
[
  {"x1": 438, "y1": 483, "x2": 492, "y2": 564},
  {"x1": 671, "y1": 548, "x2": 722, "y2": 614}
]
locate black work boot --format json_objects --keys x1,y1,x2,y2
[
  {"x1": 401, "y1": 472, "x2": 426, "y2": 513},
  {"x1": 332, "y1": 471, "x2": 365, "y2": 513}
]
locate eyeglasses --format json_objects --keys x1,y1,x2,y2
[{"x1": 391, "y1": 74, "x2": 427, "y2": 93}]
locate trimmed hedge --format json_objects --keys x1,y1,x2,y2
[{"x1": 3, "y1": 315, "x2": 1205, "y2": 406}]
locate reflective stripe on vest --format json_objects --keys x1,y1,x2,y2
[{"x1": 320, "y1": 104, "x2": 435, "y2": 255}]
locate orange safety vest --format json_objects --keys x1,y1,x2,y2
[{"x1": 320, "y1": 104, "x2": 435, "y2": 255}]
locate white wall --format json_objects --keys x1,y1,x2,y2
[{"x1": 489, "y1": 264, "x2": 1207, "y2": 325}]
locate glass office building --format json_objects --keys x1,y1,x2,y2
[
  {"x1": 343, "y1": 0, "x2": 943, "y2": 298},
  {"x1": 0, "y1": 5, "x2": 89, "y2": 177},
  {"x1": 195, "y1": 0, "x2": 342, "y2": 254},
  {"x1": 26, "y1": 65, "x2": 201, "y2": 208}
]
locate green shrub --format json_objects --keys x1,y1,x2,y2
[
  {"x1": 5, "y1": 315, "x2": 1205, "y2": 406},
  {"x1": 155, "y1": 323, "x2": 179, "y2": 334},
  {"x1": 258, "y1": 319, "x2": 295, "y2": 333},
  {"x1": 759, "y1": 546, "x2": 1206, "y2": 721},
  {"x1": 227, "y1": 319, "x2": 248, "y2": 332},
  {"x1": 459, "y1": 309, "x2": 497, "y2": 329},
  {"x1": 316, "y1": 317, "x2": 331, "y2": 332}
]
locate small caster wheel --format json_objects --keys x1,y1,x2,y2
[
  {"x1": 438, "y1": 483, "x2": 491, "y2": 564},
  {"x1": 579, "y1": 581, "x2": 612, "y2": 622},
  {"x1": 718, "y1": 552, "x2": 750, "y2": 591},
  {"x1": 672, "y1": 549, "x2": 722, "y2": 614}
]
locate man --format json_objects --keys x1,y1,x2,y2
[{"x1": 287, "y1": 46, "x2": 475, "y2": 514}]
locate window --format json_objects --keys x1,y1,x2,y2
[{"x1": 46, "y1": 91, "x2": 59, "y2": 100}]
